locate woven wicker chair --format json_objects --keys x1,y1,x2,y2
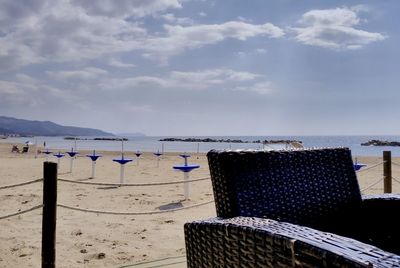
[{"x1": 185, "y1": 148, "x2": 400, "y2": 267}]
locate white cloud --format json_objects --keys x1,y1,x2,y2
[
  {"x1": 292, "y1": 7, "x2": 386, "y2": 50},
  {"x1": 237, "y1": 16, "x2": 253, "y2": 23},
  {"x1": 255, "y1": 48, "x2": 266, "y2": 54},
  {"x1": 198, "y1": 12, "x2": 207, "y2": 17},
  {"x1": 104, "y1": 68, "x2": 270, "y2": 94},
  {"x1": 142, "y1": 21, "x2": 284, "y2": 61},
  {"x1": 108, "y1": 58, "x2": 136, "y2": 68},
  {"x1": 115, "y1": 76, "x2": 171, "y2": 89},
  {"x1": 0, "y1": 0, "x2": 284, "y2": 69},
  {"x1": 0, "y1": 75, "x2": 73, "y2": 107},
  {"x1": 71, "y1": 0, "x2": 182, "y2": 18},
  {"x1": 170, "y1": 69, "x2": 261, "y2": 84},
  {"x1": 0, "y1": 1, "x2": 147, "y2": 70},
  {"x1": 158, "y1": 13, "x2": 194, "y2": 25},
  {"x1": 47, "y1": 67, "x2": 270, "y2": 95},
  {"x1": 47, "y1": 67, "x2": 109, "y2": 80}
]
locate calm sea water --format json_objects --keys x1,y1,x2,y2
[{"x1": 4, "y1": 135, "x2": 400, "y2": 156}]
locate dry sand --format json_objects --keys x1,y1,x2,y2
[{"x1": 0, "y1": 141, "x2": 399, "y2": 267}]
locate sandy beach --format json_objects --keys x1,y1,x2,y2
[{"x1": 1, "y1": 141, "x2": 399, "y2": 267}]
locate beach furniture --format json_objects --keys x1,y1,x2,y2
[
  {"x1": 154, "y1": 151, "x2": 163, "y2": 167},
  {"x1": 53, "y1": 152, "x2": 65, "y2": 170},
  {"x1": 113, "y1": 154, "x2": 133, "y2": 184},
  {"x1": 86, "y1": 150, "x2": 102, "y2": 179},
  {"x1": 185, "y1": 148, "x2": 400, "y2": 267},
  {"x1": 173, "y1": 153, "x2": 200, "y2": 200},
  {"x1": 66, "y1": 148, "x2": 79, "y2": 173},
  {"x1": 354, "y1": 157, "x2": 367, "y2": 171}
]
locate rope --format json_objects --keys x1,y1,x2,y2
[
  {"x1": 0, "y1": 204, "x2": 43, "y2": 220},
  {"x1": 361, "y1": 177, "x2": 384, "y2": 193},
  {"x1": 356, "y1": 162, "x2": 384, "y2": 173},
  {"x1": 58, "y1": 176, "x2": 210, "y2": 187},
  {"x1": 0, "y1": 178, "x2": 43, "y2": 190},
  {"x1": 391, "y1": 161, "x2": 400, "y2": 167},
  {"x1": 392, "y1": 176, "x2": 400, "y2": 185},
  {"x1": 57, "y1": 200, "x2": 214, "y2": 215}
]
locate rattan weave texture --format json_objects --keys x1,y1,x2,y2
[{"x1": 185, "y1": 148, "x2": 400, "y2": 267}]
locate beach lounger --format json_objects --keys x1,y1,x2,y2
[{"x1": 185, "y1": 148, "x2": 400, "y2": 267}]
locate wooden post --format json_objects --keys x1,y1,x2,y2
[
  {"x1": 42, "y1": 162, "x2": 58, "y2": 268},
  {"x1": 383, "y1": 151, "x2": 392, "y2": 193}
]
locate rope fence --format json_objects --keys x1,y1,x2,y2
[
  {"x1": 58, "y1": 176, "x2": 210, "y2": 187},
  {"x1": 0, "y1": 178, "x2": 43, "y2": 190},
  {"x1": 392, "y1": 176, "x2": 400, "y2": 185},
  {"x1": 361, "y1": 177, "x2": 385, "y2": 193},
  {"x1": 3, "y1": 151, "x2": 400, "y2": 267},
  {"x1": 0, "y1": 204, "x2": 43, "y2": 220},
  {"x1": 58, "y1": 200, "x2": 214, "y2": 215},
  {"x1": 391, "y1": 161, "x2": 400, "y2": 167},
  {"x1": 356, "y1": 161, "x2": 384, "y2": 173}
]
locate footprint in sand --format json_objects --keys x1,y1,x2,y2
[{"x1": 71, "y1": 230, "x2": 83, "y2": 236}]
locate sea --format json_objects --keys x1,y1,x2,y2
[{"x1": 4, "y1": 135, "x2": 400, "y2": 157}]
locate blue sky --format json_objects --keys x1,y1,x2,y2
[{"x1": 0, "y1": 0, "x2": 398, "y2": 135}]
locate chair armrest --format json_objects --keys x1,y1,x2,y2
[
  {"x1": 358, "y1": 194, "x2": 400, "y2": 254},
  {"x1": 362, "y1": 194, "x2": 400, "y2": 210},
  {"x1": 185, "y1": 216, "x2": 400, "y2": 268}
]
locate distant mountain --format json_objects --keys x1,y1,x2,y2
[{"x1": 0, "y1": 116, "x2": 114, "y2": 137}]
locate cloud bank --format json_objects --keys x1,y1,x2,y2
[{"x1": 292, "y1": 7, "x2": 386, "y2": 50}]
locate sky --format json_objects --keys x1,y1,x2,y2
[{"x1": 0, "y1": 0, "x2": 399, "y2": 136}]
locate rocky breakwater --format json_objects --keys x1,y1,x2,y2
[
  {"x1": 64, "y1": 137, "x2": 128, "y2": 141},
  {"x1": 159, "y1": 138, "x2": 303, "y2": 144},
  {"x1": 361, "y1": 140, "x2": 400, "y2": 146},
  {"x1": 159, "y1": 138, "x2": 256, "y2": 143}
]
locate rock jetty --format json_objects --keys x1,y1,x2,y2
[
  {"x1": 159, "y1": 138, "x2": 302, "y2": 144},
  {"x1": 361, "y1": 140, "x2": 400, "y2": 146},
  {"x1": 262, "y1": 140, "x2": 303, "y2": 145},
  {"x1": 159, "y1": 138, "x2": 255, "y2": 143},
  {"x1": 64, "y1": 137, "x2": 128, "y2": 141}
]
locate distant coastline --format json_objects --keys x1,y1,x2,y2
[
  {"x1": 0, "y1": 115, "x2": 114, "y2": 137},
  {"x1": 64, "y1": 137, "x2": 128, "y2": 141},
  {"x1": 159, "y1": 137, "x2": 302, "y2": 144},
  {"x1": 361, "y1": 140, "x2": 400, "y2": 147}
]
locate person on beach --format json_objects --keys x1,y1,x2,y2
[{"x1": 11, "y1": 145, "x2": 20, "y2": 153}]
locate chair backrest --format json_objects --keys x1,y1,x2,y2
[{"x1": 207, "y1": 148, "x2": 362, "y2": 232}]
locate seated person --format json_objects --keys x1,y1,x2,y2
[{"x1": 11, "y1": 145, "x2": 20, "y2": 153}]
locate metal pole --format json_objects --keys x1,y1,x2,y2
[
  {"x1": 69, "y1": 157, "x2": 73, "y2": 173},
  {"x1": 91, "y1": 161, "x2": 96, "y2": 179},
  {"x1": 42, "y1": 162, "x2": 57, "y2": 268},
  {"x1": 383, "y1": 151, "x2": 392, "y2": 193},
  {"x1": 184, "y1": 172, "x2": 190, "y2": 200},
  {"x1": 120, "y1": 164, "x2": 125, "y2": 184},
  {"x1": 35, "y1": 138, "x2": 38, "y2": 159}
]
